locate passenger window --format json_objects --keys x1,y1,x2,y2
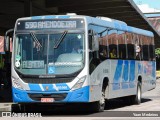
[
  {"x1": 98, "y1": 28, "x2": 108, "y2": 60},
  {"x1": 118, "y1": 31, "x2": 126, "y2": 59},
  {"x1": 142, "y1": 36, "x2": 149, "y2": 60},
  {"x1": 148, "y1": 37, "x2": 155, "y2": 61},
  {"x1": 108, "y1": 29, "x2": 118, "y2": 59},
  {"x1": 133, "y1": 34, "x2": 141, "y2": 60},
  {"x1": 126, "y1": 32, "x2": 135, "y2": 60}
]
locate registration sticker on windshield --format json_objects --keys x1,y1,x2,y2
[{"x1": 22, "y1": 61, "x2": 44, "y2": 68}]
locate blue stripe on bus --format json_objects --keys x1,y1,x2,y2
[
  {"x1": 12, "y1": 86, "x2": 89, "y2": 103},
  {"x1": 152, "y1": 62, "x2": 156, "y2": 78},
  {"x1": 138, "y1": 62, "x2": 142, "y2": 74},
  {"x1": 122, "y1": 61, "x2": 129, "y2": 89},
  {"x1": 68, "y1": 86, "x2": 89, "y2": 102},
  {"x1": 123, "y1": 61, "x2": 129, "y2": 82},
  {"x1": 113, "y1": 60, "x2": 123, "y2": 90},
  {"x1": 29, "y1": 84, "x2": 42, "y2": 91},
  {"x1": 29, "y1": 83, "x2": 70, "y2": 91},
  {"x1": 113, "y1": 60, "x2": 136, "y2": 90},
  {"x1": 129, "y1": 60, "x2": 135, "y2": 88}
]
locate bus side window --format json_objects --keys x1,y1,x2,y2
[
  {"x1": 99, "y1": 45, "x2": 108, "y2": 60},
  {"x1": 149, "y1": 37, "x2": 155, "y2": 61},
  {"x1": 118, "y1": 44, "x2": 126, "y2": 59},
  {"x1": 108, "y1": 29, "x2": 118, "y2": 59},
  {"x1": 98, "y1": 29, "x2": 108, "y2": 60},
  {"x1": 109, "y1": 44, "x2": 117, "y2": 58},
  {"x1": 142, "y1": 36, "x2": 149, "y2": 61},
  {"x1": 126, "y1": 32, "x2": 135, "y2": 60},
  {"x1": 140, "y1": 35, "x2": 143, "y2": 60},
  {"x1": 118, "y1": 31, "x2": 126, "y2": 59},
  {"x1": 128, "y1": 44, "x2": 135, "y2": 59}
]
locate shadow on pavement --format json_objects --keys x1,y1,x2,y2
[
  {"x1": 0, "y1": 84, "x2": 152, "y2": 116},
  {"x1": 11, "y1": 97, "x2": 152, "y2": 116},
  {"x1": 104, "y1": 98, "x2": 152, "y2": 110}
]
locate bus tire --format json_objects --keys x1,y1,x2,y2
[
  {"x1": 132, "y1": 82, "x2": 142, "y2": 105},
  {"x1": 91, "y1": 89, "x2": 105, "y2": 112},
  {"x1": 11, "y1": 104, "x2": 17, "y2": 112}
]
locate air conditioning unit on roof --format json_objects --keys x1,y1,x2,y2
[
  {"x1": 66, "y1": 13, "x2": 77, "y2": 15},
  {"x1": 96, "y1": 16, "x2": 112, "y2": 22}
]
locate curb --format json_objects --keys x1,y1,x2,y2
[{"x1": 0, "y1": 103, "x2": 12, "y2": 111}]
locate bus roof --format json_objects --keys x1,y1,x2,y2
[
  {"x1": 17, "y1": 15, "x2": 154, "y2": 37},
  {"x1": 86, "y1": 16, "x2": 154, "y2": 37}
]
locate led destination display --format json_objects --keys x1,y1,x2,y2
[
  {"x1": 17, "y1": 19, "x2": 84, "y2": 30},
  {"x1": 25, "y1": 21, "x2": 77, "y2": 29}
]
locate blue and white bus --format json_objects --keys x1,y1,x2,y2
[{"x1": 6, "y1": 14, "x2": 156, "y2": 112}]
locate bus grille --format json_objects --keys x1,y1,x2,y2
[
  {"x1": 28, "y1": 93, "x2": 68, "y2": 101},
  {"x1": 22, "y1": 78, "x2": 73, "y2": 84}
]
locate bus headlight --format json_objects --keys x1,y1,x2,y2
[
  {"x1": 71, "y1": 76, "x2": 86, "y2": 91},
  {"x1": 12, "y1": 77, "x2": 23, "y2": 90}
]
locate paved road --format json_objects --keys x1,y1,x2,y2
[
  {"x1": 41, "y1": 79, "x2": 160, "y2": 116},
  {"x1": 1, "y1": 79, "x2": 160, "y2": 119},
  {"x1": 105, "y1": 80, "x2": 160, "y2": 112}
]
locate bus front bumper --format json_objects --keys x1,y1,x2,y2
[{"x1": 12, "y1": 86, "x2": 89, "y2": 103}]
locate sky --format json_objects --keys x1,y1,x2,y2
[{"x1": 133, "y1": 0, "x2": 160, "y2": 13}]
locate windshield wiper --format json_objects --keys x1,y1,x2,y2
[
  {"x1": 30, "y1": 32, "x2": 42, "y2": 50},
  {"x1": 54, "y1": 31, "x2": 68, "y2": 49}
]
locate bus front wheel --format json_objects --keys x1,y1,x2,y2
[
  {"x1": 11, "y1": 104, "x2": 25, "y2": 113},
  {"x1": 131, "y1": 82, "x2": 142, "y2": 105},
  {"x1": 135, "y1": 82, "x2": 142, "y2": 104}
]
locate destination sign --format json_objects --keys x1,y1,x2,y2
[
  {"x1": 25, "y1": 21, "x2": 76, "y2": 29},
  {"x1": 17, "y1": 19, "x2": 84, "y2": 30}
]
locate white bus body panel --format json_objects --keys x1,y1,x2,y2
[{"x1": 89, "y1": 59, "x2": 156, "y2": 102}]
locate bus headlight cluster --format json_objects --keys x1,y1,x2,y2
[
  {"x1": 71, "y1": 76, "x2": 86, "y2": 91},
  {"x1": 12, "y1": 77, "x2": 23, "y2": 90}
]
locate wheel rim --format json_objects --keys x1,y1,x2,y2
[{"x1": 137, "y1": 84, "x2": 141, "y2": 103}]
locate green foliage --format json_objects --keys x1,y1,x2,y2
[{"x1": 155, "y1": 48, "x2": 160, "y2": 55}]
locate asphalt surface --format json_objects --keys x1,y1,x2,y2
[{"x1": 0, "y1": 79, "x2": 160, "y2": 119}]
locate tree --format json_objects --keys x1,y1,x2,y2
[{"x1": 155, "y1": 48, "x2": 160, "y2": 56}]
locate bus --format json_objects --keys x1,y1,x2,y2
[{"x1": 5, "y1": 14, "x2": 156, "y2": 112}]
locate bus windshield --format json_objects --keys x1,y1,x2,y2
[{"x1": 14, "y1": 32, "x2": 85, "y2": 75}]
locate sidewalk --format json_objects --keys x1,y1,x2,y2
[{"x1": 0, "y1": 103, "x2": 12, "y2": 111}]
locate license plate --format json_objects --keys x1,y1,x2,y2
[{"x1": 41, "y1": 98, "x2": 54, "y2": 102}]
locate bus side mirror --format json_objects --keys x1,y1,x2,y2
[
  {"x1": 93, "y1": 35, "x2": 99, "y2": 51},
  {"x1": 4, "y1": 29, "x2": 14, "y2": 52},
  {"x1": 89, "y1": 30, "x2": 99, "y2": 51}
]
